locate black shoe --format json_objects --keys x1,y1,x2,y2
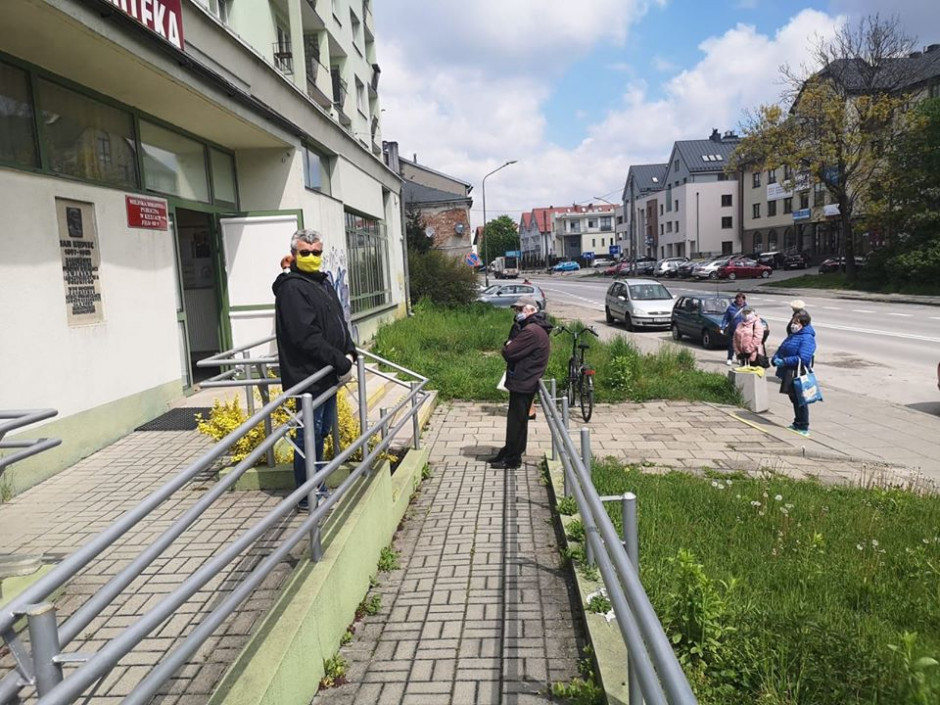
[
  {"x1": 490, "y1": 459, "x2": 521, "y2": 469},
  {"x1": 297, "y1": 498, "x2": 310, "y2": 512},
  {"x1": 485, "y1": 452, "x2": 506, "y2": 463}
]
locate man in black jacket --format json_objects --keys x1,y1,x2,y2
[
  {"x1": 489, "y1": 296, "x2": 553, "y2": 469},
  {"x1": 273, "y1": 229, "x2": 357, "y2": 508}
]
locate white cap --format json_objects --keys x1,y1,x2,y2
[{"x1": 789, "y1": 299, "x2": 806, "y2": 311}]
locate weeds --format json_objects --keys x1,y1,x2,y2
[
  {"x1": 586, "y1": 594, "x2": 611, "y2": 614},
  {"x1": 550, "y1": 651, "x2": 604, "y2": 705},
  {"x1": 557, "y1": 496, "x2": 578, "y2": 516},
  {"x1": 319, "y1": 653, "x2": 348, "y2": 689},
  {"x1": 378, "y1": 545, "x2": 400, "y2": 573}
]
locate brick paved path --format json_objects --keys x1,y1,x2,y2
[{"x1": 315, "y1": 401, "x2": 583, "y2": 705}]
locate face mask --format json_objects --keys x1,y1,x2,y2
[
  {"x1": 515, "y1": 312, "x2": 527, "y2": 322},
  {"x1": 295, "y1": 253, "x2": 323, "y2": 273},
  {"x1": 791, "y1": 322, "x2": 803, "y2": 333}
]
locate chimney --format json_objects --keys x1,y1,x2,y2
[
  {"x1": 413, "y1": 153, "x2": 417, "y2": 163},
  {"x1": 710, "y1": 128, "x2": 721, "y2": 142}
]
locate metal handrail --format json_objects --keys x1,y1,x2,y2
[
  {"x1": 0, "y1": 410, "x2": 62, "y2": 474},
  {"x1": 538, "y1": 380, "x2": 697, "y2": 705},
  {"x1": 0, "y1": 336, "x2": 430, "y2": 703}
]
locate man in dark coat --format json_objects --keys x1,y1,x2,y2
[
  {"x1": 489, "y1": 296, "x2": 553, "y2": 469},
  {"x1": 273, "y1": 229, "x2": 357, "y2": 508}
]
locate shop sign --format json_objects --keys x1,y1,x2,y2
[
  {"x1": 102, "y1": 0, "x2": 185, "y2": 50},
  {"x1": 56, "y1": 198, "x2": 104, "y2": 326},
  {"x1": 126, "y1": 195, "x2": 169, "y2": 230},
  {"x1": 793, "y1": 208, "x2": 811, "y2": 221}
]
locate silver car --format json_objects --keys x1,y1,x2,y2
[
  {"x1": 477, "y1": 283, "x2": 546, "y2": 310},
  {"x1": 604, "y1": 278, "x2": 675, "y2": 330}
]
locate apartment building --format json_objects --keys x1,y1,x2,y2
[
  {"x1": 622, "y1": 164, "x2": 666, "y2": 259},
  {"x1": 551, "y1": 204, "x2": 616, "y2": 262},
  {"x1": 0, "y1": 0, "x2": 406, "y2": 492}
]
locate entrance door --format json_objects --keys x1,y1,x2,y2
[
  {"x1": 218, "y1": 213, "x2": 301, "y2": 350},
  {"x1": 168, "y1": 212, "x2": 193, "y2": 388},
  {"x1": 173, "y1": 208, "x2": 224, "y2": 384}
]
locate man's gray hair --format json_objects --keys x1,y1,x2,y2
[{"x1": 290, "y1": 229, "x2": 322, "y2": 252}]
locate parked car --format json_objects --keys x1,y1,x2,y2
[
  {"x1": 604, "y1": 278, "x2": 675, "y2": 331},
  {"x1": 654, "y1": 256, "x2": 689, "y2": 278},
  {"x1": 603, "y1": 261, "x2": 632, "y2": 277},
  {"x1": 477, "y1": 283, "x2": 546, "y2": 310},
  {"x1": 676, "y1": 258, "x2": 708, "y2": 278},
  {"x1": 783, "y1": 252, "x2": 809, "y2": 270},
  {"x1": 591, "y1": 257, "x2": 615, "y2": 268},
  {"x1": 819, "y1": 256, "x2": 865, "y2": 273},
  {"x1": 693, "y1": 256, "x2": 734, "y2": 279},
  {"x1": 671, "y1": 295, "x2": 770, "y2": 350},
  {"x1": 634, "y1": 256, "x2": 656, "y2": 276},
  {"x1": 716, "y1": 258, "x2": 772, "y2": 280},
  {"x1": 552, "y1": 260, "x2": 581, "y2": 272},
  {"x1": 754, "y1": 251, "x2": 786, "y2": 270}
]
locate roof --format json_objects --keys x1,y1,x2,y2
[
  {"x1": 403, "y1": 180, "x2": 472, "y2": 207},
  {"x1": 399, "y1": 156, "x2": 472, "y2": 189},
  {"x1": 673, "y1": 135, "x2": 740, "y2": 173},
  {"x1": 520, "y1": 212, "x2": 534, "y2": 230},
  {"x1": 625, "y1": 164, "x2": 668, "y2": 196},
  {"x1": 821, "y1": 46, "x2": 940, "y2": 93}
]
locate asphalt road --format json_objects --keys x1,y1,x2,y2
[{"x1": 524, "y1": 271, "x2": 940, "y2": 415}]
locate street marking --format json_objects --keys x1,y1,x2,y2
[
  {"x1": 822, "y1": 306, "x2": 841, "y2": 310},
  {"x1": 888, "y1": 313, "x2": 913, "y2": 317},
  {"x1": 852, "y1": 309, "x2": 875, "y2": 313},
  {"x1": 760, "y1": 315, "x2": 940, "y2": 342}
]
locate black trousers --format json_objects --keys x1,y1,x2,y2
[{"x1": 499, "y1": 390, "x2": 535, "y2": 464}]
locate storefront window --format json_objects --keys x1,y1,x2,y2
[
  {"x1": 140, "y1": 120, "x2": 209, "y2": 202},
  {"x1": 0, "y1": 62, "x2": 38, "y2": 167},
  {"x1": 345, "y1": 210, "x2": 389, "y2": 314},
  {"x1": 210, "y1": 148, "x2": 237, "y2": 205},
  {"x1": 38, "y1": 79, "x2": 138, "y2": 188}
]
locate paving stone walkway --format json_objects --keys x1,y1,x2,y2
[{"x1": 314, "y1": 402, "x2": 584, "y2": 705}]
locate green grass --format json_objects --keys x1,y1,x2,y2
[
  {"x1": 766, "y1": 272, "x2": 940, "y2": 296},
  {"x1": 372, "y1": 302, "x2": 740, "y2": 405},
  {"x1": 591, "y1": 458, "x2": 940, "y2": 704}
]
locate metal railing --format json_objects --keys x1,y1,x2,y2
[
  {"x1": 0, "y1": 337, "x2": 428, "y2": 704},
  {"x1": 0, "y1": 410, "x2": 61, "y2": 476},
  {"x1": 539, "y1": 379, "x2": 697, "y2": 705}
]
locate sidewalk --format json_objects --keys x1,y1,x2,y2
[{"x1": 0, "y1": 393, "x2": 925, "y2": 702}]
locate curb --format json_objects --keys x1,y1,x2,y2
[{"x1": 754, "y1": 285, "x2": 940, "y2": 307}]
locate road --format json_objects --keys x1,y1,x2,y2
[{"x1": 526, "y1": 272, "x2": 940, "y2": 416}]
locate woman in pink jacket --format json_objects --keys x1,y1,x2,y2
[{"x1": 733, "y1": 308, "x2": 765, "y2": 365}]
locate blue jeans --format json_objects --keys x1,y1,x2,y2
[
  {"x1": 788, "y1": 389, "x2": 809, "y2": 431},
  {"x1": 292, "y1": 396, "x2": 337, "y2": 492}
]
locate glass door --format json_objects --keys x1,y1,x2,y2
[{"x1": 168, "y1": 212, "x2": 194, "y2": 389}]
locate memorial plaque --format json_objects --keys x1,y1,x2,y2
[{"x1": 56, "y1": 198, "x2": 104, "y2": 326}]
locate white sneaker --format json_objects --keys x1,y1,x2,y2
[{"x1": 725, "y1": 359, "x2": 735, "y2": 366}]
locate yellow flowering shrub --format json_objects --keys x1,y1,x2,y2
[{"x1": 195, "y1": 390, "x2": 294, "y2": 465}]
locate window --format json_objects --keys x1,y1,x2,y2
[
  {"x1": 721, "y1": 194, "x2": 732, "y2": 207},
  {"x1": 666, "y1": 222, "x2": 672, "y2": 233},
  {"x1": 752, "y1": 171, "x2": 761, "y2": 187},
  {"x1": 39, "y1": 79, "x2": 138, "y2": 188},
  {"x1": 675, "y1": 199, "x2": 679, "y2": 212},
  {"x1": 783, "y1": 164, "x2": 793, "y2": 180},
  {"x1": 783, "y1": 197, "x2": 793, "y2": 214},
  {"x1": 717, "y1": 172, "x2": 728, "y2": 181},
  {"x1": 346, "y1": 210, "x2": 389, "y2": 314},
  {"x1": 800, "y1": 192, "x2": 810, "y2": 209},
  {"x1": 592, "y1": 238, "x2": 596, "y2": 247},
  {"x1": 210, "y1": 148, "x2": 237, "y2": 205},
  {"x1": 752, "y1": 203, "x2": 761, "y2": 219},
  {"x1": 767, "y1": 169, "x2": 777, "y2": 184},
  {"x1": 303, "y1": 144, "x2": 332, "y2": 195},
  {"x1": 753, "y1": 232, "x2": 763, "y2": 251},
  {"x1": 659, "y1": 204, "x2": 663, "y2": 216},
  {"x1": 350, "y1": 11, "x2": 362, "y2": 54},
  {"x1": 588, "y1": 218, "x2": 597, "y2": 228},
  {"x1": 355, "y1": 77, "x2": 366, "y2": 115},
  {"x1": 721, "y1": 216, "x2": 733, "y2": 229},
  {"x1": 666, "y1": 185, "x2": 672, "y2": 212},
  {"x1": 600, "y1": 216, "x2": 612, "y2": 231},
  {"x1": 768, "y1": 230, "x2": 778, "y2": 249},
  {"x1": 674, "y1": 159, "x2": 679, "y2": 171},
  {"x1": 140, "y1": 120, "x2": 208, "y2": 201},
  {"x1": 660, "y1": 224, "x2": 664, "y2": 235},
  {"x1": 0, "y1": 62, "x2": 38, "y2": 167},
  {"x1": 767, "y1": 200, "x2": 777, "y2": 217}
]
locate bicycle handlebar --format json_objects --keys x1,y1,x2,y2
[{"x1": 554, "y1": 325, "x2": 599, "y2": 338}]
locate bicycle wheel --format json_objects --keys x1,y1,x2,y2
[
  {"x1": 579, "y1": 372, "x2": 594, "y2": 422},
  {"x1": 566, "y1": 359, "x2": 578, "y2": 406}
]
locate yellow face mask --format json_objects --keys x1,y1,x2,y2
[{"x1": 295, "y1": 252, "x2": 323, "y2": 273}]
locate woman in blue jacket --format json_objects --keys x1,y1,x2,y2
[{"x1": 771, "y1": 310, "x2": 817, "y2": 436}]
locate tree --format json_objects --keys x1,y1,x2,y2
[
  {"x1": 731, "y1": 14, "x2": 916, "y2": 281},
  {"x1": 405, "y1": 201, "x2": 431, "y2": 253},
  {"x1": 481, "y1": 215, "x2": 520, "y2": 265}
]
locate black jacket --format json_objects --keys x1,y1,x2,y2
[
  {"x1": 501, "y1": 313, "x2": 553, "y2": 393},
  {"x1": 273, "y1": 267, "x2": 356, "y2": 396}
]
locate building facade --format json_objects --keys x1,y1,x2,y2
[
  {"x1": 397, "y1": 149, "x2": 472, "y2": 257},
  {"x1": 0, "y1": 0, "x2": 406, "y2": 492},
  {"x1": 622, "y1": 164, "x2": 666, "y2": 259},
  {"x1": 551, "y1": 204, "x2": 616, "y2": 262}
]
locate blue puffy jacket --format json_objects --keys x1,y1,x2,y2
[{"x1": 773, "y1": 324, "x2": 817, "y2": 374}]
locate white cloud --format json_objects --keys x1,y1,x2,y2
[{"x1": 376, "y1": 6, "x2": 843, "y2": 226}]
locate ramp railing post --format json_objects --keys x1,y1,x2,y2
[
  {"x1": 411, "y1": 381, "x2": 420, "y2": 450},
  {"x1": 27, "y1": 603, "x2": 63, "y2": 696},
  {"x1": 621, "y1": 492, "x2": 641, "y2": 704},
  {"x1": 581, "y1": 428, "x2": 594, "y2": 566},
  {"x1": 357, "y1": 355, "x2": 368, "y2": 442},
  {"x1": 301, "y1": 394, "x2": 322, "y2": 561},
  {"x1": 259, "y1": 363, "x2": 274, "y2": 467}
]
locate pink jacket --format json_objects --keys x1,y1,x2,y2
[{"x1": 733, "y1": 314, "x2": 764, "y2": 360}]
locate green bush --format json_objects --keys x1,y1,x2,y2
[{"x1": 408, "y1": 249, "x2": 479, "y2": 306}]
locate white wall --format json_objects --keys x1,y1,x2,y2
[{"x1": 0, "y1": 169, "x2": 180, "y2": 420}]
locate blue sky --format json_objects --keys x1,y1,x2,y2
[{"x1": 373, "y1": 1, "x2": 940, "y2": 226}]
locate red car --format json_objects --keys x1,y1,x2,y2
[
  {"x1": 604, "y1": 261, "x2": 632, "y2": 276},
  {"x1": 716, "y1": 258, "x2": 772, "y2": 280}
]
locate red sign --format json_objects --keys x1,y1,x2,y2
[
  {"x1": 126, "y1": 196, "x2": 169, "y2": 230},
  {"x1": 103, "y1": 0, "x2": 185, "y2": 50}
]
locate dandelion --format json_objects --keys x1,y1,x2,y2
[
  {"x1": 774, "y1": 494, "x2": 783, "y2": 502},
  {"x1": 726, "y1": 479, "x2": 733, "y2": 486},
  {"x1": 736, "y1": 494, "x2": 742, "y2": 500},
  {"x1": 871, "y1": 539, "x2": 879, "y2": 548},
  {"x1": 763, "y1": 491, "x2": 769, "y2": 498},
  {"x1": 758, "y1": 510, "x2": 765, "y2": 517},
  {"x1": 711, "y1": 480, "x2": 718, "y2": 487},
  {"x1": 857, "y1": 543, "x2": 864, "y2": 551},
  {"x1": 785, "y1": 503, "x2": 794, "y2": 510},
  {"x1": 780, "y1": 507, "x2": 789, "y2": 516},
  {"x1": 716, "y1": 483, "x2": 725, "y2": 490},
  {"x1": 750, "y1": 500, "x2": 762, "y2": 507}
]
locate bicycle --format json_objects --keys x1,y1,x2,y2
[{"x1": 555, "y1": 325, "x2": 599, "y2": 422}]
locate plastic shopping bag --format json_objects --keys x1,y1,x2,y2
[{"x1": 496, "y1": 371, "x2": 508, "y2": 393}]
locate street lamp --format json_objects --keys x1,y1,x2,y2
[{"x1": 482, "y1": 160, "x2": 518, "y2": 286}]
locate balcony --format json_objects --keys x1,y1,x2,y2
[
  {"x1": 331, "y1": 68, "x2": 351, "y2": 126},
  {"x1": 272, "y1": 40, "x2": 293, "y2": 76},
  {"x1": 369, "y1": 63, "x2": 380, "y2": 97}
]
